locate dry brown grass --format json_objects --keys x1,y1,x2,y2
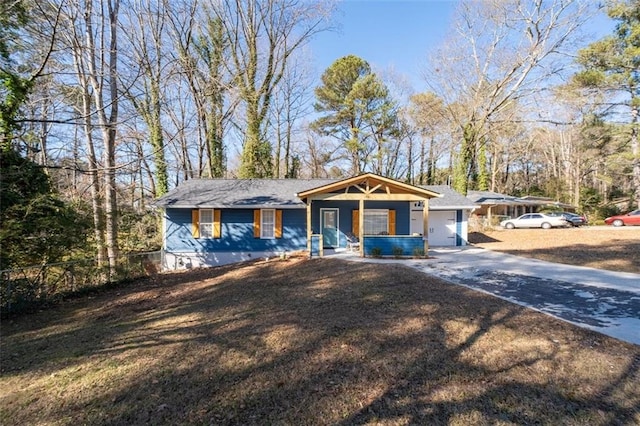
[
  {"x1": 469, "y1": 226, "x2": 640, "y2": 274},
  {"x1": 1, "y1": 257, "x2": 638, "y2": 425}
]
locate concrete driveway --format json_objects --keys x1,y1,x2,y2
[{"x1": 344, "y1": 248, "x2": 640, "y2": 346}]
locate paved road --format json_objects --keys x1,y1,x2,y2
[{"x1": 345, "y1": 248, "x2": 640, "y2": 346}]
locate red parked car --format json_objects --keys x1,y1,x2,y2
[{"x1": 604, "y1": 210, "x2": 640, "y2": 226}]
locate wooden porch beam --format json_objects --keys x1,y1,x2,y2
[
  {"x1": 309, "y1": 193, "x2": 431, "y2": 201},
  {"x1": 368, "y1": 183, "x2": 382, "y2": 194}
]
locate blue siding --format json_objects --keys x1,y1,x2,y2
[
  {"x1": 363, "y1": 236, "x2": 424, "y2": 256},
  {"x1": 165, "y1": 208, "x2": 307, "y2": 253},
  {"x1": 311, "y1": 201, "x2": 411, "y2": 248},
  {"x1": 166, "y1": 201, "x2": 420, "y2": 255}
]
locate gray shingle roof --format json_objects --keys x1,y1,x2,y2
[
  {"x1": 467, "y1": 190, "x2": 543, "y2": 206},
  {"x1": 466, "y1": 191, "x2": 575, "y2": 209},
  {"x1": 423, "y1": 185, "x2": 478, "y2": 209},
  {"x1": 154, "y1": 179, "x2": 477, "y2": 210},
  {"x1": 154, "y1": 179, "x2": 336, "y2": 208}
]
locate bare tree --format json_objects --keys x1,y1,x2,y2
[
  {"x1": 270, "y1": 52, "x2": 313, "y2": 178},
  {"x1": 406, "y1": 92, "x2": 451, "y2": 185},
  {"x1": 167, "y1": 0, "x2": 237, "y2": 179},
  {"x1": 120, "y1": 0, "x2": 170, "y2": 196},
  {"x1": 214, "y1": 0, "x2": 334, "y2": 178},
  {"x1": 423, "y1": 0, "x2": 594, "y2": 194},
  {"x1": 164, "y1": 81, "x2": 198, "y2": 183},
  {"x1": 60, "y1": 0, "x2": 121, "y2": 273}
]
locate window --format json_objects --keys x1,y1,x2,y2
[
  {"x1": 253, "y1": 209, "x2": 282, "y2": 239},
  {"x1": 352, "y1": 209, "x2": 396, "y2": 237},
  {"x1": 192, "y1": 209, "x2": 220, "y2": 239},
  {"x1": 200, "y1": 209, "x2": 214, "y2": 238},
  {"x1": 364, "y1": 210, "x2": 388, "y2": 235},
  {"x1": 261, "y1": 209, "x2": 275, "y2": 239}
]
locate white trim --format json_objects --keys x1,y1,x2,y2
[
  {"x1": 410, "y1": 201, "x2": 476, "y2": 211},
  {"x1": 260, "y1": 208, "x2": 276, "y2": 239},
  {"x1": 162, "y1": 212, "x2": 167, "y2": 251},
  {"x1": 199, "y1": 208, "x2": 214, "y2": 238},
  {"x1": 320, "y1": 208, "x2": 340, "y2": 248},
  {"x1": 429, "y1": 206, "x2": 478, "y2": 211}
]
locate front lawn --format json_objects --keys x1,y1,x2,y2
[
  {"x1": 1, "y1": 257, "x2": 638, "y2": 425},
  {"x1": 469, "y1": 227, "x2": 640, "y2": 273}
]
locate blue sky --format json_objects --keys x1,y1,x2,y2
[
  {"x1": 308, "y1": 0, "x2": 615, "y2": 93},
  {"x1": 309, "y1": 0, "x2": 457, "y2": 91}
]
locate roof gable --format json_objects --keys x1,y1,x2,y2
[{"x1": 297, "y1": 173, "x2": 441, "y2": 200}]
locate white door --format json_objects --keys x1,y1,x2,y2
[
  {"x1": 428, "y1": 211, "x2": 456, "y2": 246},
  {"x1": 410, "y1": 210, "x2": 424, "y2": 235}
]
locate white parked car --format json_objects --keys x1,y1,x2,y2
[{"x1": 500, "y1": 213, "x2": 569, "y2": 229}]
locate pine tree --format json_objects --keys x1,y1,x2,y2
[
  {"x1": 312, "y1": 55, "x2": 398, "y2": 175},
  {"x1": 574, "y1": 1, "x2": 640, "y2": 208}
]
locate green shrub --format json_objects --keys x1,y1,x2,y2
[
  {"x1": 369, "y1": 247, "x2": 382, "y2": 258},
  {"x1": 412, "y1": 247, "x2": 426, "y2": 258},
  {"x1": 391, "y1": 246, "x2": 404, "y2": 258}
]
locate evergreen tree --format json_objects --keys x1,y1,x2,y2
[
  {"x1": 0, "y1": 150, "x2": 89, "y2": 269},
  {"x1": 0, "y1": 0, "x2": 31, "y2": 147},
  {"x1": 574, "y1": 0, "x2": 640, "y2": 208},
  {"x1": 312, "y1": 55, "x2": 398, "y2": 175}
]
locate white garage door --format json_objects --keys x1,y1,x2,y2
[{"x1": 410, "y1": 210, "x2": 457, "y2": 246}]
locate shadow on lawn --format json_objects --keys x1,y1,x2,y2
[
  {"x1": 468, "y1": 231, "x2": 502, "y2": 244},
  {"x1": 2, "y1": 258, "x2": 639, "y2": 425},
  {"x1": 495, "y1": 240, "x2": 640, "y2": 273}
]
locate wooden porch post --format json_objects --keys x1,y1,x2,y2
[
  {"x1": 359, "y1": 198, "x2": 364, "y2": 257},
  {"x1": 306, "y1": 200, "x2": 312, "y2": 256},
  {"x1": 423, "y1": 198, "x2": 429, "y2": 255}
]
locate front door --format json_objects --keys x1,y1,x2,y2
[{"x1": 321, "y1": 208, "x2": 339, "y2": 248}]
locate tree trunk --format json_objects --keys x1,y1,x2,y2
[
  {"x1": 67, "y1": 5, "x2": 106, "y2": 266},
  {"x1": 82, "y1": 0, "x2": 120, "y2": 276}
]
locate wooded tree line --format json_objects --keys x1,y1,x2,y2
[{"x1": 1, "y1": 0, "x2": 638, "y2": 269}]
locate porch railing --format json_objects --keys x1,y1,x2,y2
[{"x1": 362, "y1": 235, "x2": 425, "y2": 257}]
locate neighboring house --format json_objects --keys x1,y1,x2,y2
[
  {"x1": 518, "y1": 196, "x2": 575, "y2": 212},
  {"x1": 467, "y1": 190, "x2": 574, "y2": 227},
  {"x1": 154, "y1": 173, "x2": 477, "y2": 270}
]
